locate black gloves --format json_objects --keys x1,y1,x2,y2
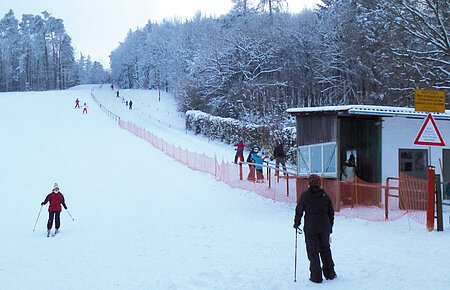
[
  {"x1": 64, "y1": 205, "x2": 68, "y2": 210},
  {"x1": 41, "y1": 202, "x2": 45, "y2": 205},
  {"x1": 293, "y1": 223, "x2": 300, "y2": 229}
]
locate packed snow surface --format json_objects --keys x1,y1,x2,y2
[{"x1": 0, "y1": 85, "x2": 449, "y2": 289}]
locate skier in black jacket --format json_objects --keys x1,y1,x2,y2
[
  {"x1": 273, "y1": 142, "x2": 287, "y2": 175},
  {"x1": 293, "y1": 174, "x2": 336, "y2": 283}
]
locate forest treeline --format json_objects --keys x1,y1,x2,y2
[
  {"x1": 2, "y1": 1, "x2": 449, "y2": 128},
  {"x1": 110, "y1": 0, "x2": 450, "y2": 127},
  {"x1": 0, "y1": 10, "x2": 109, "y2": 91}
]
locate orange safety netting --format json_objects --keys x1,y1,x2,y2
[
  {"x1": 119, "y1": 118, "x2": 429, "y2": 224},
  {"x1": 119, "y1": 119, "x2": 298, "y2": 203},
  {"x1": 91, "y1": 91, "x2": 430, "y2": 225},
  {"x1": 308, "y1": 175, "x2": 426, "y2": 224}
]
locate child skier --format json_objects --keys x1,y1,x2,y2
[
  {"x1": 247, "y1": 147, "x2": 264, "y2": 182},
  {"x1": 41, "y1": 183, "x2": 68, "y2": 237},
  {"x1": 82, "y1": 103, "x2": 88, "y2": 114},
  {"x1": 251, "y1": 149, "x2": 265, "y2": 182},
  {"x1": 75, "y1": 98, "x2": 80, "y2": 108}
]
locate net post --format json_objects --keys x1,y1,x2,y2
[
  {"x1": 239, "y1": 162, "x2": 243, "y2": 181},
  {"x1": 426, "y1": 166, "x2": 436, "y2": 231},
  {"x1": 435, "y1": 174, "x2": 443, "y2": 231}
]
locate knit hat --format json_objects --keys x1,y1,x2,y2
[
  {"x1": 307, "y1": 174, "x2": 321, "y2": 187},
  {"x1": 53, "y1": 183, "x2": 59, "y2": 190}
]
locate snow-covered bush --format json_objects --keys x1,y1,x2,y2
[{"x1": 186, "y1": 110, "x2": 297, "y2": 163}]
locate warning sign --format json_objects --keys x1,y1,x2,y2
[
  {"x1": 414, "y1": 113, "x2": 445, "y2": 146},
  {"x1": 414, "y1": 89, "x2": 445, "y2": 113}
]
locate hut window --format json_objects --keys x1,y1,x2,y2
[{"x1": 297, "y1": 142, "x2": 337, "y2": 177}]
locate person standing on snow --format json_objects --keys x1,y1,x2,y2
[
  {"x1": 75, "y1": 98, "x2": 80, "y2": 108},
  {"x1": 246, "y1": 147, "x2": 261, "y2": 181},
  {"x1": 41, "y1": 183, "x2": 68, "y2": 237},
  {"x1": 273, "y1": 142, "x2": 287, "y2": 175},
  {"x1": 251, "y1": 149, "x2": 265, "y2": 182},
  {"x1": 82, "y1": 103, "x2": 88, "y2": 114},
  {"x1": 129, "y1": 100, "x2": 133, "y2": 110},
  {"x1": 234, "y1": 140, "x2": 245, "y2": 164},
  {"x1": 293, "y1": 174, "x2": 336, "y2": 283}
]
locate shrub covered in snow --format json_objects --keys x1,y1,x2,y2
[{"x1": 186, "y1": 110, "x2": 297, "y2": 163}]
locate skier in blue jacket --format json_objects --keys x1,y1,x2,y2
[{"x1": 251, "y1": 148, "x2": 264, "y2": 182}]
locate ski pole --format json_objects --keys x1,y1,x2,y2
[
  {"x1": 65, "y1": 209, "x2": 75, "y2": 221},
  {"x1": 33, "y1": 205, "x2": 43, "y2": 232},
  {"x1": 294, "y1": 228, "x2": 302, "y2": 282},
  {"x1": 294, "y1": 228, "x2": 298, "y2": 282}
]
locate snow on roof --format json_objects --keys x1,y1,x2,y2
[{"x1": 287, "y1": 105, "x2": 450, "y2": 119}]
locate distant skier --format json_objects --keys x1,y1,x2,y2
[
  {"x1": 251, "y1": 150, "x2": 265, "y2": 182},
  {"x1": 41, "y1": 183, "x2": 67, "y2": 237},
  {"x1": 246, "y1": 147, "x2": 261, "y2": 181},
  {"x1": 75, "y1": 98, "x2": 80, "y2": 108},
  {"x1": 111, "y1": 83, "x2": 114, "y2": 90},
  {"x1": 234, "y1": 140, "x2": 245, "y2": 164},
  {"x1": 116, "y1": 90, "x2": 120, "y2": 98},
  {"x1": 273, "y1": 142, "x2": 287, "y2": 175},
  {"x1": 129, "y1": 100, "x2": 133, "y2": 110},
  {"x1": 82, "y1": 103, "x2": 88, "y2": 114}
]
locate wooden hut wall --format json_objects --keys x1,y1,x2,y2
[{"x1": 296, "y1": 114, "x2": 337, "y2": 146}]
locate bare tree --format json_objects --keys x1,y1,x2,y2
[{"x1": 376, "y1": 0, "x2": 450, "y2": 89}]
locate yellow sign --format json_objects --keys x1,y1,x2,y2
[{"x1": 415, "y1": 89, "x2": 446, "y2": 113}]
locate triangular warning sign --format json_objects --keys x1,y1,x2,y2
[{"x1": 414, "y1": 113, "x2": 445, "y2": 146}]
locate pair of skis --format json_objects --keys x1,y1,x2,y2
[{"x1": 47, "y1": 229, "x2": 59, "y2": 237}]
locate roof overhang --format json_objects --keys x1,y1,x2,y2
[{"x1": 287, "y1": 105, "x2": 450, "y2": 120}]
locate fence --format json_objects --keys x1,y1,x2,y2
[
  {"x1": 119, "y1": 120, "x2": 298, "y2": 204},
  {"x1": 91, "y1": 89, "x2": 435, "y2": 225}
]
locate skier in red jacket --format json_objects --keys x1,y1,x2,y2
[
  {"x1": 234, "y1": 140, "x2": 245, "y2": 163},
  {"x1": 41, "y1": 183, "x2": 67, "y2": 237}
]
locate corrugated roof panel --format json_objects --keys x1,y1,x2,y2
[{"x1": 287, "y1": 105, "x2": 450, "y2": 119}]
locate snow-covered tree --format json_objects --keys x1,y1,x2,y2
[
  {"x1": 375, "y1": 0, "x2": 450, "y2": 92},
  {"x1": 0, "y1": 10, "x2": 21, "y2": 91},
  {"x1": 109, "y1": 2, "x2": 449, "y2": 125},
  {"x1": 0, "y1": 10, "x2": 107, "y2": 92}
]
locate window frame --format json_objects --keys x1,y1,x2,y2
[{"x1": 297, "y1": 141, "x2": 337, "y2": 178}]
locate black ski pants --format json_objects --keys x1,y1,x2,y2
[
  {"x1": 47, "y1": 211, "x2": 61, "y2": 230},
  {"x1": 275, "y1": 157, "x2": 287, "y2": 173},
  {"x1": 234, "y1": 149, "x2": 244, "y2": 163},
  {"x1": 304, "y1": 230, "x2": 335, "y2": 282}
]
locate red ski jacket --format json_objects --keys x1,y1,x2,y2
[
  {"x1": 234, "y1": 141, "x2": 244, "y2": 149},
  {"x1": 43, "y1": 192, "x2": 67, "y2": 212}
]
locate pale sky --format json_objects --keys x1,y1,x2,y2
[{"x1": 2, "y1": 0, "x2": 321, "y2": 68}]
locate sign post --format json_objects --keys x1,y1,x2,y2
[
  {"x1": 426, "y1": 166, "x2": 436, "y2": 231},
  {"x1": 414, "y1": 89, "x2": 446, "y2": 232}
]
